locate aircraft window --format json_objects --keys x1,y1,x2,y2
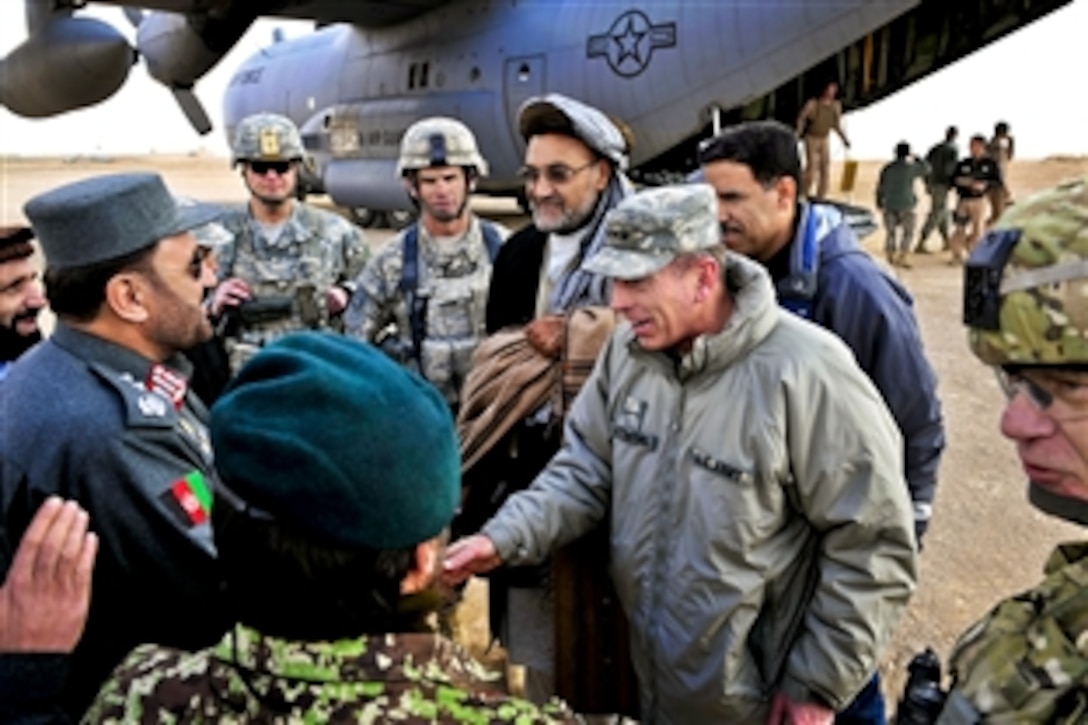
[
  {"x1": 470, "y1": 66, "x2": 481, "y2": 83},
  {"x1": 518, "y1": 63, "x2": 531, "y2": 82},
  {"x1": 408, "y1": 63, "x2": 417, "y2": 89},
  {"x1": 420, "y1": 62, "x2": 430, "y2": 88}
]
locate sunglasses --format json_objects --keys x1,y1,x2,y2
[
  {"x1": 516, "y1": 160, "x2": 597, "y2": 186},
  {"x1": 187, "y1": 245, "x2": 213, "y2": 279},
  {"x1": 247, "y1": 160, "x2": 295, "y2": 176}
]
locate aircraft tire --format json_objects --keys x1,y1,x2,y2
[{"x1": 349, "y1": 207, "x2": 380, "y2": 228}]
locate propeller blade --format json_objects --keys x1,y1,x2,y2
[
  {"x1": 121, "y1": 7, "x2": 145, "y2": 28},
  {"x1": 172, "y1": 87, "x2": 212, "y2": 135}
]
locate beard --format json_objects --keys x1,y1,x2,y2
[
  {"x1": 530, "y1": 191, "x2": 599, "y2": 234},
  {"x1": 0, "y1": 323, "x2": 42, "y2": 363}
]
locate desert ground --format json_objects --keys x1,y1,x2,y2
[{"x1": 4, "y1": 151, "x2": 1088, "y2": 712}]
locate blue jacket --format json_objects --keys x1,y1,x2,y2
[{"x1": 776, "y1": 203, "x2": 945, "y2": 536}]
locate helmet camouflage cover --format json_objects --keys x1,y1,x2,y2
[
  {"x1": 231, "y1": 113, "x2": 306, "y2": 166},
  {"x1": 396, "y1": 117, "x2": 489, "y2": 177},
  {"x1": 968, "y1": 177, "x2": 1088, "y2": 366}
]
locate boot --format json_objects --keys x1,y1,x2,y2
[
  {"x1": 885, "y1": 249, "x2": 895, "y2": 266},
  {"x1": 896, "y1": 251, "x2": 912, "y2": 269}
]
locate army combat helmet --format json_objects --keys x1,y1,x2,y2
[
  {"x1": 965, "y1": 177, "x2": 1088, "y2": 366},
  {"x1": 965, "y1": 178, "x2": 1088, "y2": 524},
  {"x1": 396, "y1": 117, "x2": 489, "y2": 178},
  {"x1": 231, "y1": 113, "x2": 306, "y2": 168}
]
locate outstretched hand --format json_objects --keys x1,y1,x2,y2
[
  {"x1": 442, "y1": 535, "x2": 502, "y2": 587},
  {"x1": 767, "y1": 692, "x2": 834, "y2": 725},
  {"x1": 0, "y1": 497, "x2": 98, "y2": 653}
]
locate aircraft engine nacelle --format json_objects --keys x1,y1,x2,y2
[
  {"x1": 136, "y1": 10, "x2": 254, "y2": 90},
  {"x1": 0, "y1": 17, "x2": 134, "y2": 117},
  {"x1": 324, "y1": 159, "x2": 413, "y2": 214}
]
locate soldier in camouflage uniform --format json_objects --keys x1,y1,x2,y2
[
  {"x1": 211, "y1": 113, "x2": 368, "y2": 372},
  {"x1": 929, "y1": 177, "x2": 1088, "y2": 722},
  {"x1": 85, "y1": 332, "x2": 579, "y2": 723},
  {"x1": 345, "y1": 117, "x2": 505, "y2": 410}
]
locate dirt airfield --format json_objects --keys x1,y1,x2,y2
[{"x1": 4, "y1": 152, "x2": 1088, "y2": 710}]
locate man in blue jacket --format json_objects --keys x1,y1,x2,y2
[{"x1": 698, "y1": 119, "x2": 945, "y2": 724}]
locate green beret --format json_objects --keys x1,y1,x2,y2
[{"x1": 210, "y1": 332, "x2": 460, "y2": 550}]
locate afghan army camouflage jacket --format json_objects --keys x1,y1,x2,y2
[
  {"x1": 345, "y1": 217, "x2": 503, "y2": 407},
  {"x1": 938, "y1": 542, "x2": 1088, "y2": 723},
  {"x1": 84, "y1": 624, "x2": 580, "y2": 724},
  {"x1": 217, "y1": 202, "x2": 369, "y2": 371}
]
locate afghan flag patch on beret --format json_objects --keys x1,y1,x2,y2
[{"x1": 160, "y1": 470, "x2": 211, "y2": 527}]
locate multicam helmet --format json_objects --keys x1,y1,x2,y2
[
  {"x1": 231, "y1": 113, "x2": 306, "y2": 167},
  {"x1": 395, "y1": 117, "x2": 489, "y2": 177},
  {"x1": 966, "y1": 177, "x2": 1088, "y2": 366}
]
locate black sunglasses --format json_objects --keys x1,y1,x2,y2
[
  {"x1": 187, "y1": 246, "x2": 213, "y2": 279},
  {"x1": 248, "y1": 160, "x2": 295, "y2": 176}
]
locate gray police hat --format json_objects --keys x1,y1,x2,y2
[
  {"x1": 24, "y1": 172, "x2": 222, "y2": 269},
  {"x1": 583, "y1": 184, "x2": 721, "y2": 281},
  {"x1": 518, "y1": 93, "x2": 630, "y2": 170}
]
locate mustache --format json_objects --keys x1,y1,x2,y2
[
  {"x1": 11, "y1": 307, "x2": 41, "y2": 325},
  {"x1": 720, "y1": 222, "x2": 743, "y2": 235}
]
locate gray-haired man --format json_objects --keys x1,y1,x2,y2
[{"x1": 447, "y1": 184, "x2": 916, "y2": 723}]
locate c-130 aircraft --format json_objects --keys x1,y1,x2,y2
[{"x1": 0, "y1": 0, "x2": 1070, "y2": 224}]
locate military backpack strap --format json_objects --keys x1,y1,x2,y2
[{"x1": 399, "y1": 224, "x2": 428, "y2": 374}]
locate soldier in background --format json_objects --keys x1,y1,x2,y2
[
  {"x1": 795, "y1": 80, "x2": 851, "y2": 200},
  {"x1": 875, "y1": 141, "x2": 928, "y2": 268},
  {"x1": 949, "y1": 135, "x2": 1002, "y2": 265},
  {"x1": 987, "y1": 121, "x2": 1016, "y2": 222},
  {"x1": 210, "y1": 113, "x2": 368, "y2": 372},
  {"x1": 915, "y1": 126, "x2": 959, "y2": 254},
  {"x1": 85, "y1": 332, "x2": 578, "y2": 723},
  {"x1": 919, "y1": 178, "x2": 1088, "y2": 722},
  {"x1": 0, "y1": 225, "x2": 46, "y2": 377},
  {"x1": 345, "y1": 117, "x2": 505, "y2": 411}
]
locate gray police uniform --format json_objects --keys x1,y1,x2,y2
[
  {"x1": 217, "y1": 202, "x2": 369, "y2": 371},
  {"x1": 345, "y1": 217, "x2": 502, "y2": 408},
  {"x1": 0, "y1": 323, "x2": 225, "y2": 717}
]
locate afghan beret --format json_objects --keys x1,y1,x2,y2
[{"x1": 210, "y1": 332, "x2": 460, "y2": 550}]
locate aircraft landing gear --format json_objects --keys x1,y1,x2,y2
[{"x1": 348, "y1": 208, "x2": 417, "y2": 230}]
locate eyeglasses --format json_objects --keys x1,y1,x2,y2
[
  {"x1": 247, "y1": 160, "x2": 295, "y2": 176},
  {"x1": 995, "y1": 366, "x2": 1088, "y2": 421},
  {"x1": 187, "y1": 245, "x2": 213, "y2": 279},
  {"x1": 516, "y1": 160, "x2": 597, "y2": 186}
]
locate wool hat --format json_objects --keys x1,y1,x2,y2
[
  {"x1": 210, "y1": 332, "x2": 461, "y2": 551},
  {"x1": 23, "y1": 172, "x2": 221, "y2": 269},
  {"x1": 519, "y1": 93, "x2": 630, "y2": 170}
]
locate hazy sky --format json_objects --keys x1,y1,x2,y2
[{"x1": 1, "y1": 1, "x2": 1085, "y2": 160}]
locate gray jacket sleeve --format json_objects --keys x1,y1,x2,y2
[
  {"x1": 482, "y1": 335, "x2": 616, "y2": 564},
  {"x1": 778, "y1": 333, "x2": 918, "y2": 710}
]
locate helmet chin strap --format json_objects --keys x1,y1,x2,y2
[{"x1": 1029, "y1": 481, "x2": 1088, "y2": 526}]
